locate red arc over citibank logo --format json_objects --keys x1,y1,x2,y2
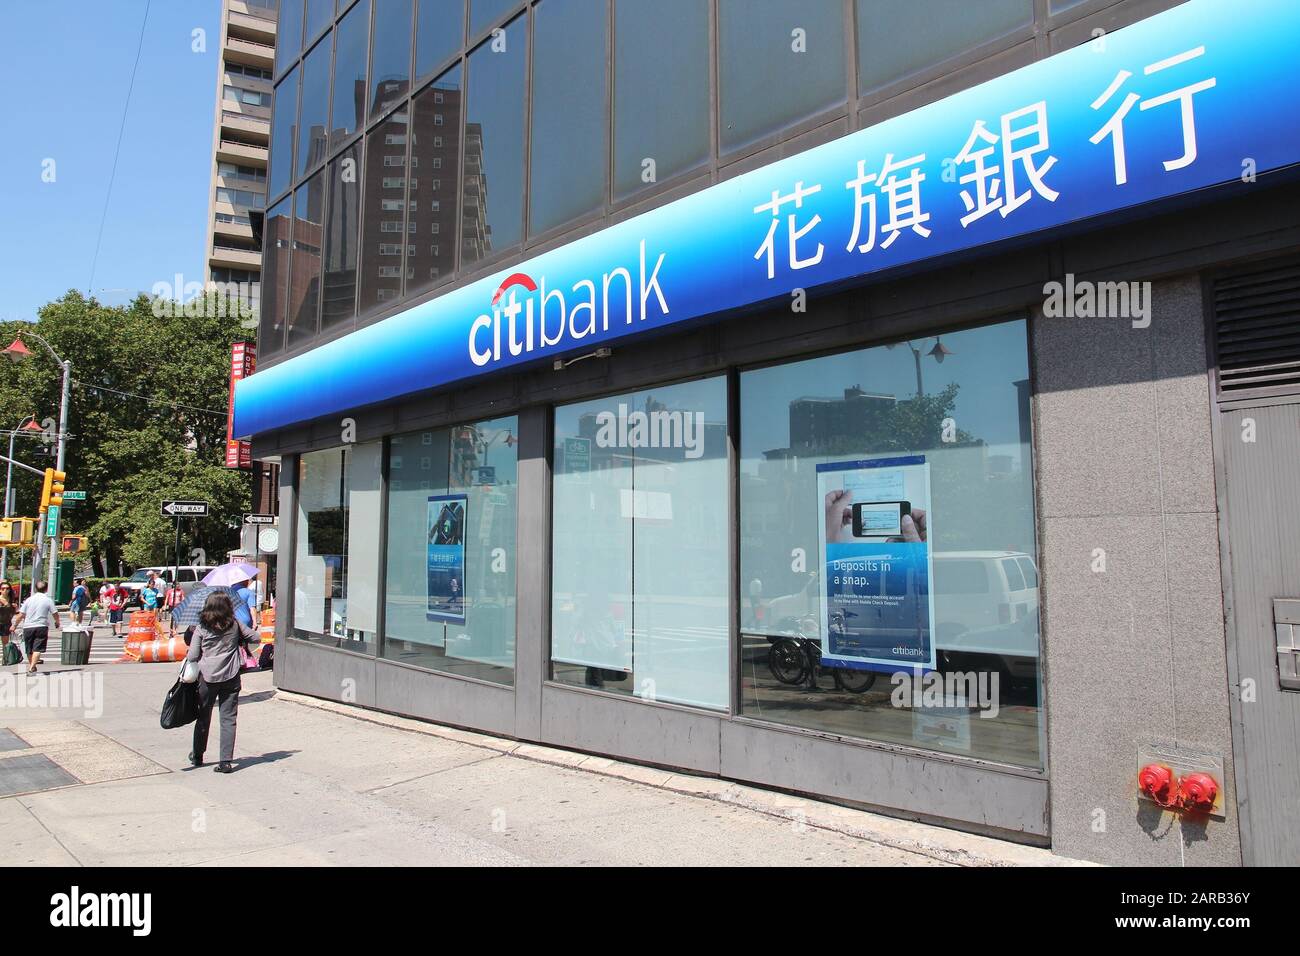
[{"x1": 491, "y1": 272, "x2": 537, "y2": 305}]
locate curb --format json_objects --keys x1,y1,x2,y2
[{"x1": 273, "y1": 688, "x2": 1091, "y2": 868}]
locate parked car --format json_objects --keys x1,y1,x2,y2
[{"x1": 120, "y1": 565, "x2": 219, "y2": 607}]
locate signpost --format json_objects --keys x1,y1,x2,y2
[
  {"x1": 243, "y1": 513, "x2": 275, "y2": 525},
  {"x1": 62, "y1": 490, "x2": 86, "y2": 500},
  {"x1": 162, "y1": 500, "x2": 209, "y2": 594}
]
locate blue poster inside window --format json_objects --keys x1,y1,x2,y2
[
  {"x1": 816, "y1": 456, "x2": 935, "y2": 672},
  {"x1": 427, "y1": 493, "x2": 467, "y2": 623}
]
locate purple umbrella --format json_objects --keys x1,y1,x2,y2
[{"x1": 203, "y1": 561, "x2": 260, "y2": 588}]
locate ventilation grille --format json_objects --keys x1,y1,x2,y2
[{"x1": 1213, "y1": 258, "x2": 1300, "y2": 399}]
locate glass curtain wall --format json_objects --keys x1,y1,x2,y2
[
  {"x1": 382, "y1": 415, "x2": 518, "y2": 684},
  {"x1": 551, "y1": 377, "x2": 729, "y2": 710}
]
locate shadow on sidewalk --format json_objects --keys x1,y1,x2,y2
[{"x1": 234, "y1": 749, "x2": 299, "y2": 769}]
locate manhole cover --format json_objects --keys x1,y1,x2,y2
[
  {"x1": 0, "y1": 753, "x2": 80, "y2": 796},
  {"x1": 0, "y1": 729, "x2": 29, "y2": 752}
]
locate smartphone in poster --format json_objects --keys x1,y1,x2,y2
[
  {"x1": 816, "y1": 455, "x2": 935, "y2": 672},
  {"x1": 427, "y1": 494, "x2": 467, "y2": 623}
]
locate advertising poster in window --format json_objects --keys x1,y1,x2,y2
[
  {"x1": 427, "y1": 494, "x2": 467, "y2": 623},
  {"x1": 816, "y1": 456, "x2": 935, "y2": 672}
]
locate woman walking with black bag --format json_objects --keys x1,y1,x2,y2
[{"x1": 185, "y1": 591, "x2": 257, "y2": 773}]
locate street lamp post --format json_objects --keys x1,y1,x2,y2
[{"x1": 4, "y1": 334, "x2": 72, "y2": 594}]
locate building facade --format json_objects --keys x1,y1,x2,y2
[
  {"x1": 236, "y1": 0, "x2": 1300, "y2": 866},
  {"x1": 204, "y1": 0, "x2": 280, "y2": 316}
]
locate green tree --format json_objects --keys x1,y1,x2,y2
[{"x1": 0, "y1": 290, "x2": 252, "y2": 575}]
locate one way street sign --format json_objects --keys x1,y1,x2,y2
[{"x1": 161, "y1": 500, "x2": 209, "y2": 518}]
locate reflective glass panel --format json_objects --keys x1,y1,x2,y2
[
  {"x1": 407, "y1": 65, "x2": 461, "y2": 296},
  {"x1": 382, "y1": 416, "x2": 518, "y2": 683},
  {"x1": 321, "y1": 143, "x2": 361, "y2": 329},
  {"x1": 718, "y1": 0, "x2": 845, "y2": 152},
  {"x1": 462, "y1": 15, "x2": 525, "y2": 264},
  {"x1": 529, "y1": 0, "x2": 605, "y2": 235},
  {"x1": 738, "y1": 319, "x2": 1043, "y2": 767},
  {"x1": 612, "y1": 0, "x2": 709, "y2": 199},
  {"x1": 552, "y1": 377, "x2": 730, "y2": 710},
  {"x1": 330, "y1": 0, "x2": 370, "y2": 148},
  {"x1": 286, "y1": 170, "x2": 325, "y2": 347},
  {"x1": 370, "y1": 0, "x2": 414, "y2": 120}
]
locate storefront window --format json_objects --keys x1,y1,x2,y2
[
  {"x1": 738, "y1": 319, "x2": 1043, "y2": 767},
  {"x1": 294, "y1": 444, "x2": 383, "y2": 652},
  {"x1": 552, "y1": 378, "x2": 729, "y2": 710},
  {"x1": 382, "y1": 416, "x2": 517, "y2": 684}
]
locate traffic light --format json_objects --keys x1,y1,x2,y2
[
  {"x1": 40, "y1": 467, "x2": 66, "y2": 512},
  {"x1": 60, "y1": 535, "x2": 87, "y2": 554}
]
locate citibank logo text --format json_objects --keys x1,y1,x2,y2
[{"x1": 468, "y1": 240, "x2": 668, "y2": 367}]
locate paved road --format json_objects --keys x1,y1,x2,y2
[{"x1": 0, "y1": 663, "x2": 959, "y2": 867}]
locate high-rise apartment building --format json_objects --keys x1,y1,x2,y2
[{"x1": 204, "y1": 0, "x2": 278, "y2": 317}]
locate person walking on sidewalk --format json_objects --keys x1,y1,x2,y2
[
  {"x1": 0, "y1": 582, "x2": 18, "y2": 665},
  {"x1": 185, "y1": 591, "x2": 257, "y2": 774},
  {"x1": 69, "y1": 578, "x2": 90, "y2": 626},
  {"x1": 12, "y1": 581, "x2": 59, "y2": 675}
]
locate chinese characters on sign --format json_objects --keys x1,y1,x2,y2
[
  {"x1": 752, "y1": 48, "x2": 1217, "y2": 277},
  {"x1": 225, "y1": 342, "x2": 256, "y2": 468}
]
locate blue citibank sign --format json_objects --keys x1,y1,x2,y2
[{"x1": 234, "y1": 0, "x2": 1300, "y2": 437}]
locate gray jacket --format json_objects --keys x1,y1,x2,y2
[{"x1": 185, "y1": 620, "x2": 257, "y2": 683}]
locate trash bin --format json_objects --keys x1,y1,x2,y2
[{"x1": 60, "y1": 627, "x2": 93, "y2": 666}]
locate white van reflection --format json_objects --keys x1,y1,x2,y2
[{"x1": 751, "y1": 550, "x2": 1040, "y2": 684}]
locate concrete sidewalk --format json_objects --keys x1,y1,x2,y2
[{"x1": 0, "y1": 663, "x2": 1082, "y2": 866}]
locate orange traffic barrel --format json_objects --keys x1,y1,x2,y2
[
  {"x1": 124, "y1": 611, "x2": 159, "y2": 655},
  {"x1": 259, "y1": 606, "x2": 276, "y2": 644},
  {"x1": 135, "y1": 637, "x2": 189, "y2": 663}
]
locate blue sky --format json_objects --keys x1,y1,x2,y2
[{"x1": 0, "y1": 0, "x2": 221, "y2": 322}]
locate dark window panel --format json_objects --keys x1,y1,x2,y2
[
  {"x1": 718, "y1": 0, "x2": 846, "y2": 153},
  {"x1": 331, "y1": 0, "x2": 370, "y2": 148},
  {"x1": 287, "y1": 171, "x2": 326, "y2": 348},
  {"x1": 529, "y1": 0, "x2": 606, "y2": 236},
  {"x1": 268, "y1": 66, "x2": 300, "y2": 200},
  {"x1": 416, "y1": 0, "x2": 465, "y2": 80},
  {"x1": 298, "y1": 38, "x2": 332, "y2": 179},
  {"x1": 259, "y1": 197, "x2": 294, "y2": 356},
  {"x1": 407, "y1": 65, "x2": 462, "y2": 298},
  {"x1": 856, "y1": 0, "x2": 1032, "y2": 92},
  {"x1": 358, "y1": 113, "x2": 412, "y2": 314},
  {"x1": 321, "y1": 143, "x2": 363, "y2": 329},
  {"x1": 613, "y1": 0, "x2": 710, "y2": 200},
  {"x1": 370, "y1": 0, "x2": 415, "y2": 121},
  {"x1": 276, "y1": 0, "x2": 305, "y2": 75},
  {"x1": 462, "y1": 15, "x2": 525, "y2": 265}
]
